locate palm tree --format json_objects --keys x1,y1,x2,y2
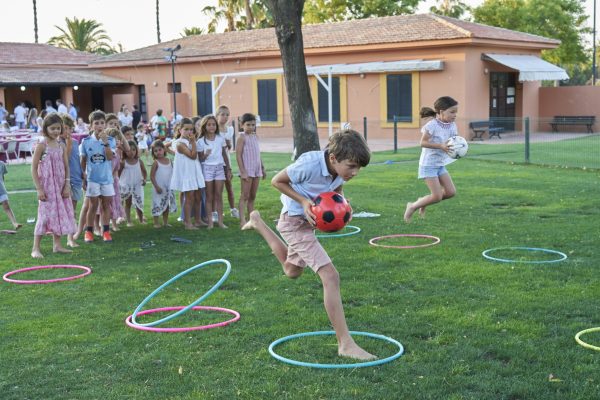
[
  {"x1": 156, "y1": 0, "x2": 161, "y2": 43},
  {"x1": 180, "y1": 27, "x2": 204, "y2": 37},
  {"x1": 32, "y1": 0, "x2": 38, "y2": 43},
  {"x1": 429, "y1": 0, "x2": 470, "y2": 19},
  {"x1": 48, "y1": 17, "x2": 116, "y2": 54},
  {"x1": 202, "y1": 0, "x2": 244, "y2": 32}
]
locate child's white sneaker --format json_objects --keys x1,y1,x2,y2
[
  {"x1": 212, "y1": 211, "x2": 219, "y2": 222},
  {"x1": 230, "y1": 208, "x2": 239, "y2": 218}
]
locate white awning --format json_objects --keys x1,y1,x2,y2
[{"x1": 482, "y1": 54, "x2": 569, "y2": 82}]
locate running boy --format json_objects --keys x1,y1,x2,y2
[
  {"x1": 80, "y1": 110, "x2": 116, "y2": 243},
  {"x1": 242, "y1": 129, "x2": 375, "y2": 360}
]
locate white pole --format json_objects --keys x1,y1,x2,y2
[{"x1": 328, "y1": 67, "x2": 333, "y2": 137}]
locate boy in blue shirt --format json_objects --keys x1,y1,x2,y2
[
  {"x1": 242, "y1": 129, "x2": 375, "y2": 360},
  {"x1": 80, "y1": 110, "x2": 116, "y2": 243}
]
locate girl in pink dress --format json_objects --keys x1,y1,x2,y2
[
  {"x1": 236, "y1": 113, "x2": 265, "y2": 228},
  {"x1": 31, "y1": 114, "x2": 76, "y2": 258}
]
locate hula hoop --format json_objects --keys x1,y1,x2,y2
[
  {"x1": 369, "y1": 234, "x2": 440, "y2": 249},
  {"x1": 575, "y1": 327, "x2": 600, "y2": 351},
  {"x1": 126, "y1": 305, "x2": 240, "y2": 332},
  {"x1": 316, "y1": 225, "x2": 361, "y2": 238},
  {"x1": 482, "y1": 247, "x2": 567, "y2": 264},
  {"x1": 131, "y1": 259, "x2": 231, "y2": 327},
  {"x1": 3, "y1": 265, "x2": 91, "y2": 284},
  {"x1": 269, "y1": 330, "x2": 404, "y2": 369}
]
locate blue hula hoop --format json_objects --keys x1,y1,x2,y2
[
  {"x1": 131, "y1": 259, "x2": 231, "y2": 327},
  {"x1": 315, "y1": 225, "x2": 361, "y2": 238},
  {"x1": 269, "y1": 330, "x2": 404, "y2": 368},
  {"x1": 482, "y1": 247, "x2": 567, "y2": 264}
]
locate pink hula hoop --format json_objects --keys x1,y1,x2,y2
[
  {"x1": 125, "y1": 306, "x2": 240, "y2": 332},
  {"x1": 3, "y1": 265, "x2": 92, "y2": 284},
  {"x1": 369, "y1": 234, "x2": 441, "y2": 249}
]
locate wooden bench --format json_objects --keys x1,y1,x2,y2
[
  {"x1": 469, "y1": 120, "x2": 504, "y2": 140},
  {"x1": 549, "y1": 116, "x2": 595, "y2": 133}
]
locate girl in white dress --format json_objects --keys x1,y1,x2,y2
[
  {"x1": 150, "y1": 140, "x2": 177, "y2": 227},
  {"x1": 169, "y1": 118, "x2": 205, "y2": 229},
  {"x1": 119, "y1": 140, "x2": 147, "y2": 226}
]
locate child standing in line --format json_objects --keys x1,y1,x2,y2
[
  {"x1": 236, "y1": 113, "x2": 265, "y2": 228},
  {"x1": 216, "y1": 105, "x2": 238, "y2": 218},
  {"x1": 79, "y1": 110, "x2": 116, "y2": 243},
  {"x1": 150, "y1": 140, "x2": 177, "y2": 227},
  {"x1": 404, "y1": 96, "x2": 458, "y2": 223},
  {"x1": 197, "y1": 114, "x2": 232, "y2": 229},
  {"x1": 104, "y1": 127, "x2": 130, "y2": 231},
  {"x1": 0, "y1": 161, "x2": 22, "y2": 232},
  {"x1": 169, "y1": 118, "x2": 205, "y2": 229},
  {"x1": 59, "y1": 113, "x2": 83, "y2": 247},
  {"x1": 31, "y1": 114, "x2": 75, "y2": 258},
  {"x1": 135, "y1": 123, "x2": 150, "y2": 161},
  {"x1": 242, "y1": 129, "x2": 375, "y2": 361},
  {"x1": 119, "y1": 140, "x2": 147, "y2": 226}
]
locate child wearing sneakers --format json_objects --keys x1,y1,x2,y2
[
  {"x1": 79, "y1": 110, "x2": 116, "y2": 243},
  {"x1": 242, "y1": 129, "x2": 375, "y2": 361}
]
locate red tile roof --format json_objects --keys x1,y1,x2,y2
[
  {"x1": 0, "y1": 42, "x2": 97, "y2": 66},
  {"x1": 94, "y1": 13, "x2": 559, "y2": 64},
  {"x1": 0, "y1": 68, "x2": 129, "y2": 85}
]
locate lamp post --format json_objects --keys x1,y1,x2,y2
[
  {"x1": 163, "y1": 44, "x2": 181, "y2": 120},
  {"x1": 593, "y1": 0, "x2": 597, "y2": 85}
]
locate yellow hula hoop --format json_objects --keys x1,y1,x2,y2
[{"x1": 575, "y1": 327, "x2": 600, "y2": 351}]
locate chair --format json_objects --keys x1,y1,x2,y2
[
  {"x1": 0, "y1": 141, "x2": 18, "y2": 160},
  {"x1": 18, "y1": 138, "x2": 38, "y2": 161}
]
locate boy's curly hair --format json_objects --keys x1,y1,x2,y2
[{"x1": 327, "y1": 129, "x2": 370, "y2": 167}]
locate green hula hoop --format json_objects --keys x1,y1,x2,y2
[
  {"x1": 131, "y1": 259, "x2": 231, "y2": 327},
  {"x1": 315, "y1": 225, "x2": 361, "y2": 238},
  {"x1": 269, "y1": 330, "x2": 404, "y2": 368},
  {"x1": 575, "y1": 327, "x2": 600, "y2": 351}
]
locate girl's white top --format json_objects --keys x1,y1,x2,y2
[
  {"x1": 196, "y1": 134, "x2": 226, "y2": 166},
  {"x1": 418, "y1": 118, "x2": 457, "y2": 167}
]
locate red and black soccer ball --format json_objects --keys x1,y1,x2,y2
[{"x1": 310, "y1": 191, "x2": 353, "y2": 232}]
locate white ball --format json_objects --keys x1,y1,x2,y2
[{"x1": 446, "y1": 136, "x2": 469, "y2": 159}]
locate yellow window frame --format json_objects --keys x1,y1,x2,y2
[
  {"x1": 252, "y1": 74, "x2": 283, "y2": 127},
  {"x1": 191, "y1": 75, "x2": 213, "y2": 115},
  {"x1": 310, "y1": 75, "x2": 348, "y2": 128},
  {"x1": 379, "y1": 72, "x2": 420, "y2": 128}
]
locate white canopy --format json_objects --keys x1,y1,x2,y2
[{"x1": 483, "y1": 54, "x2": 569, "y2": 82}]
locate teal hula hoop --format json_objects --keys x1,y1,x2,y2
[
  {"x1": 131, "y1": 259, "x2": 231, "y2": 327},
  {"x1": 315, "y1": 225, "x2": 361, "y2": 238},
  {"x1": 269, "y1": 330, "x2": 404, "y2": 368},
  {"x1": 482, "y1": 247, "x2": 567, "y2": 264}
]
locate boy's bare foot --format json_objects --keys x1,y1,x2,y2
[
  {"x1": 194, "y1": 221, "x2": 208, "y2": 228},
  {"x1": 111, "y1": 225, "x2": 120, "y2": 232},
  {"x1": 207, "y1": 225, "x2": 214, "y2": 230},
  {"x1": 93, "y1": 229, "x2": 101, "y2": 236},
  {"x1": 31, "y1": 249, "x2": 43, "y2": 258},
  {"x1": 13, "y1": 223, "x2": 23, "y2": 230},
  {"x1": 67, "y1": 240, "x2": 79, "y2": 248},
  {"x1": 218, "y1": 223, "x2": 228, "y2": 229},
  {"x1": 338, "y1": 343, "x2": 377, "y2": 361},
  {"x1": 403, "y1": 202, "x2": 415, "y2": 223},
  {"x1": 241, "y1": 210, "x2": 260, "y2": 230},
  {"x1": 184, "y1": 224, "x2": 199, "y2": 230},
  {"x1": 153, "y1": 223, "x2": 162, "y2": 228},
  {"x1": 53, "y1": 247, "x2": 73, "y2": 254},
  {"x1": 126, "y1": 222, "x2": 134, "y2": 227},
  {"x1": 72, "y1": 231, "x2": 81, "y2": 240},
  {"x1": 419, "y1": 206, "x2": 426, "y2": 218},
  {"x1": 164, "y1": 223, "x2": 172, "y2": 227}
]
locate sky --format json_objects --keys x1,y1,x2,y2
[{"x1": 1, "y1": 0, "x2": 597, "y2": 51}]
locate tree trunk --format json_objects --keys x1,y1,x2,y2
[
  {"x1": 244, "y1": 0, "x2": 254, "y2": 29},
  {"x1": 156, "y1": 0, "x2": 161, "y2": 43},
  {"x1": 265, "y1": 0, "x2": 319, "y2": 158},
  {"x1": 33, "y1": 0, "x2": 38, "y2": 43}
]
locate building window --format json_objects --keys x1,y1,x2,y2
[
  {"x1": 257, "y1": 79, "x2": 277, "y2": 122},
  {"x1": 380, "y1": 72, "x2": 419, "y2": 128},
  {"x1": 195, "y1": 81, "x2": 212, "y2": 116},
  {"x1": 252, "y1": 74, "x2": 283, "y2": 126},
  {"x1": 386, "y1": 74, "x2": 412, "y2": 122},
  {"x1": 137, "y1": 85, "x2": 147, "y2": 120},
  {"x1": 317, "y1": 76, "x2": 340, "y2": 122},
  {"x1": 168, "y1": 82, "x2": 182, "y2": 93}
]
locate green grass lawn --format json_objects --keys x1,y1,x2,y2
[{"x1": 1, "y1": 153, "x2": 599, "y2": 399}]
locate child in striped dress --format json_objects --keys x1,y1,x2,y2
[{"x1": 236, "y1": 113, "x2": 265, "y2": 228}]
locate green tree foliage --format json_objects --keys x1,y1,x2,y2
[
  {"x1": 429, "y1": 0, "x2": 470, "y2": 19},
  {"x1": 472, "y1": 0, "x2": 591, "y2": 82},
  {"x1": 181, "y1": 27, "x2": 205, "y2": 37},
  {"x1": 303, "y1": 0, "x2": 420, "y2": 23},
  {"x1": 47, "y1": 17, "x2": 117, "y2": 55}
]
